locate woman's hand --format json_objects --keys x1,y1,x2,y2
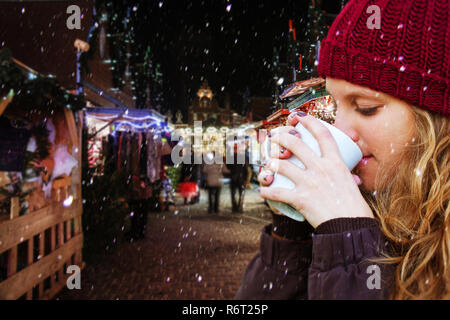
[{"x1": 257, "y1": 112, "x2": 373, "y2": 228}]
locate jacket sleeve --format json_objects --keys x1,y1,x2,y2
[
  {"x1": 235, "y1": 224, "x2": 313, "y2": 300},
  {"x1": 307, "y1": 218, "x2": 394, "y2": 299}
]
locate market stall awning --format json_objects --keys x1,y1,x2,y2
[
  {"x1": 86, "y1": 107, "x2": 166, "y2": 122},
  {"x1": 85, "y1": 107, "x2": 172, "y2": 138},
  {"x1": 279, "y1": 77, "x2": 325, "y2": 99},
  {"x1": 266, "y1": 108, "x2": 290, "y2": 122}
]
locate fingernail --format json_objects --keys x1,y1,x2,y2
[{"x1": 297, "y1": 110, "x2": 307, "y2": 117}]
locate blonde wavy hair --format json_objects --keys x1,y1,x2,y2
[{"x1": 363, "y1": 107, "x2": 450, "y2": 299}]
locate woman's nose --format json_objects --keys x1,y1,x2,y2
[{"x1": 334, "y1": 114, "x2": 359, "y2": 142}]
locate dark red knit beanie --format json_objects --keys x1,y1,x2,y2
[{"x1": 318, "y1": 0, "x2": 449, "y2": 116}]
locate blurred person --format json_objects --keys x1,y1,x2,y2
[
  {"x1": 202, "y1": 152, "x2": 229, "y2": 214},
  {"x1": 226, "y1": 142, "x2": 250, "y2": 213}
]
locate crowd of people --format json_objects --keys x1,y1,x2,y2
[{"x1": 176, "y1": 143, "x2": 252, "y2": 214}]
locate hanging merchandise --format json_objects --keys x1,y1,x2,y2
[
  {"x1": 130, "y1": 132, "x2": 140, "y2": 177},
  {"x1": 84, "y1": 107, "x2": 174, "y2": 226},
  {"x1": 140, "y1": 132, "x2": 148, "y2": 177},
  {"x1": 52, "y1": 144, "x2": 78, "y2": 179},
  {"x1": 155, "y1": 136, "x2": 162, "y2": 181},
  {"x1": 117, "y1": 131, "x2": 123, "y2": 172},
  {"x1": 88, "y1": 138, "x2": 102, "y2": 169},
  {"x1": 161, "y1": 138, "x2": 172, "y2": 156},
  {"x1": 146, "y1": 132, "x2": 157, "y2": 183}
]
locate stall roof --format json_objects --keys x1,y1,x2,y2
[
  {"x1": 266, "y1": 109, "x2": 290, "y2": 122},
  {"x1": 280, "y1": 77, "x2": 325, "y2": 99},
  {"x1": 286, "y1": 88, "x2": 329, "y2": 111},
  {"x1": 254, "y1": 109, "x2": 290, "y2": 130},
  {"x1": 85, "y1": 107, "x2": 172, "y2": 137},
  {"x1": 86, "y1": 107, "x2": 166, "y2": 122}
]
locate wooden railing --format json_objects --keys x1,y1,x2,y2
[{"x1": 0, "y1": 177, "x2": 84, "y2": 300}]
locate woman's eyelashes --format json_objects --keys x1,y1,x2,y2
[{"x1": 356, "y1": 105, "x2": 380, "y2": 116}]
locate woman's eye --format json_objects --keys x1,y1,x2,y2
[{"x1": 357, "y1": 106, "x2": 379, "y2": 115}]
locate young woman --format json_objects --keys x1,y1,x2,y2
[{"x1": 236, "y1": 0, "x2": 449, "y2": 299}]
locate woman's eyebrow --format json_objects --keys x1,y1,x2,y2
[
  {"x1": 347, "y1": 90, "x2": 387, "y2": 102},
  {"x1": 326, "y1": 85, "x2": 383, "y2": 99}
]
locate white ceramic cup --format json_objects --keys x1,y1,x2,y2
[{"x1": 263, "y1": 118, "x2": 363, "y2": 222}]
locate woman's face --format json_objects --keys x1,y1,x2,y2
[{"x1": 326, "y1": 78, "x2": 416, "y2": 192}]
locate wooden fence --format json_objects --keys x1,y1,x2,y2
[
  {"x1": 0, "y1": 176, "x2": 84, "y2": 300},
  {"x1": 0, "y1": 109, "x2": 84, "y2": 300}
]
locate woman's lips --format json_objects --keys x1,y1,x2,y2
[{"x1": 358, "y1": 155, "x2": 373, "y2": 167}]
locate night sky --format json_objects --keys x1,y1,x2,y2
[{"x1": 127, "y1": 0, "x2": 341, "y2": 117}]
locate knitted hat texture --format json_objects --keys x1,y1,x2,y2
[{"x1": 318, "y1": 0, "x2": 449, "y2": 116}]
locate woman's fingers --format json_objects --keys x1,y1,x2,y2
[
  {"x1": 257, "y1": 170, "x2": 274, "y2": 186},
  {"x1": 266, "y1": 158, "x2": 305, "y2": 184},
  {"x1": 269, "y1": 126, "x2": 301, "y2": 139},
  {"x1": 259, "y1": 186, "x2": 299, "y2": 209},
  {"x1": 268, "y1": 126, "x2": 302, "y2": 158},
  {"x1": 287, "y1": 112, "x2": 302, "y2": 127},
  {"x1": 269, "y1": 132, "x2": 319, "y2": 169},
  {"x1": 294, "y1": 113, "x2": 340, "y2": 159},
  {"x1": 267, "y1": 126, "x2": 301, "y2": 159},
  {"x1": 269, "y1": 143, "x2": 292, "y2": 159}
]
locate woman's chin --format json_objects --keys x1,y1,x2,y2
[
  {"x1": 357, "y1": 173, "x2": 376, "y2": 193},
  {"x1": 359, "y1": 183, "x2": 374, "y2": 194}
]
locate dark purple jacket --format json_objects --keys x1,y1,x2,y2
[{"x1": 235, "y1": 217, "x2": 394, "y2": 300}]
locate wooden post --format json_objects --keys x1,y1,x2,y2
[
  {"x1": 73, "y1": 214, "x2": 79, "y2": 235},
  {"x1": 50, "y1": 226, "x2": 56, "y2": 251},
  {"x1": 26, "y1": 238, "x2": 34, "y2": 299},
  {"x1": 66, "y1": 220, "x2": 72, "y2": 241},
  {"x1": 55, "y1": 188, "x2": 60, "y2": 203},
  {"x1": 10, "y1": 197, "x2": 20, "y2": 220},
  {"x1": 50, "y1": 225, "x2": 56, "y2": 290},
  {"x1": 7, "y1": 246, "x2": 17, "y2": 278},
  {"x1": 7, "y1": 198, "x2": 19, "y2": 283},
  {"x1": 0, "y1": 89, "x2": 13, "y2": 117},
  {"x1": 57, "y1": 222, "x2": 64, "y2": 284},
  {"x1": 75, "y1": 248, "x2": 82, "y2": 267},
  {"x1": 38, "y1": 232, "x2": 44, "y2": 297},
  {"x1": 58, "y1": 222, "x2": 64, "y2": 247},
  {"x1": 64, "y1": 107, "x2": 79, "y2": 149}
]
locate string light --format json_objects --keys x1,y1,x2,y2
[
  {"x1": 86, "y1": 113, "x2": 163, "y2": 123},
  {"x1": 114, "y1": 120, "x2": 167, "y2": 132},
  {"x1": 123, "y1": 114, "x2": 161, "y2": 122},
  {"x1": 86, "y1": 110, "x2": 172, "y2": 136}
]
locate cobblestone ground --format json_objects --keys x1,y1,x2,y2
[{"x1": 56, "y1": 183, "x2": 272, "y2": 300}]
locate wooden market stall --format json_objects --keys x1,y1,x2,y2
[
  {"x1": 254, "y1": 77, "x2": 336, "y2": 170},
  {"x1": 0, "y1": 56, "x2": 84, "y2": 300},
  {"x1": 280, "y1": 77, "x2": 335, "y2": 123}
]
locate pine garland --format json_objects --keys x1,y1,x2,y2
[{"x1": 0, "y1": 48, "x2": 85, "y2": 113}]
